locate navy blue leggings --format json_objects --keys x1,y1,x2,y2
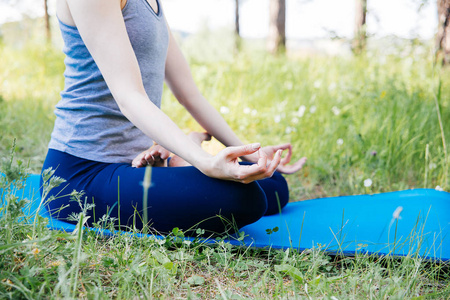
[{"x1": 41, "y1": 149, "x2": 289, "y2": 235}]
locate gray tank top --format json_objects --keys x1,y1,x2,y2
[{"x1": 49, "y1": 0, "x2": 169, "y2": 163}]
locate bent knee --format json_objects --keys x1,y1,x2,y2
[{"x1": 230, "y1": 181, "x2": 267, "y2": 229}]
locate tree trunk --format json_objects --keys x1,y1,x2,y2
[
  {"x1": 235, "y1": 0, "x2": 240, "y2": 37},
  {"x1": 436, "y1": 0, "x2": 450, "y2": 65},
  {"x1": 267, "y1": 0, "x2": 286, "y2": 54},
  {"x1": 44, "y1": 0, "x2": 51, "y2": 43},
  {"x1": 235, "y1": 0, "x2": 241, "y2": 52},
  {"x1": 352, "y1": 0, "x2": 367, "y2": 55}
]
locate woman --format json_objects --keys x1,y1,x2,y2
[{"x1": 42, "y1": 0, "x2": 307, "y2": 235}]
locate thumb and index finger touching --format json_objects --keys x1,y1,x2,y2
[
  {"x1": 273, "y1": 143, "x2": 293, "y2": 165},
  {"x1": 211, "y1": 141, "x2": 307, "y2": 183},
  {"x1": 221, "y1": 143, "x2": 283, "y2": 181}
]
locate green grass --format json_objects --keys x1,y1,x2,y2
[{"x1": 1, "y1": 38, "x2": 450, "y2": 298}]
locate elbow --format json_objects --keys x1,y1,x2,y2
[
  {"x1": 175, "y1": 94, "x2": 190, "y2": 108},
  {"x1": 165, "y1": 78, "x2": 202, "y2": 109},
  {"x1": 112, "y1": 89, "x2": 152, "y2": 120},
  {"x1": 113, "y1": 89, "x2": 146, "y2": 109},
  {"x1": 174, "y1": 90, "x2": 203, "y2": 111}
]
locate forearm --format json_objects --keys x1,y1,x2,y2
[
  {"x1": 164, "y1": 24, "x2": 256, "y2": 161},
  {"x1": 183, "y1": 95, "x2": 244, "y2": 146},
  {"x1": 164, "y1": 28, "x2": 244, "y2": 148}
]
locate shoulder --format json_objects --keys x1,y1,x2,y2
[
  {"x1": 56, "y1": 0, "x2": 127, "y2": 27},
  {"x1": 56, "y1": 0, "x2": 75, "y2": 26}
]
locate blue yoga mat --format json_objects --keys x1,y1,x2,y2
[{"x1": 2, "y1": 173, "x2": 450, "y2": 261}]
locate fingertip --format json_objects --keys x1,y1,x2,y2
[
  {"x1": 252, "y1": 143, "x2": 261, "y2": 150},
  {"x1": 279, "y1": 143, "x2": 291, "y2": 150},
  {"x1": 266, "y1": 150, "x2": 282, "y2": 175},
  {"x1": 273, "y1": 150, "x2": 282, "y2": 166},
  {"x1": 159, "y1": 149, "x2": 170, "y2": 159}
]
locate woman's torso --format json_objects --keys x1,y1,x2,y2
[{"x1": 49, "y1": 0, "x2": 169, "y2": 163}]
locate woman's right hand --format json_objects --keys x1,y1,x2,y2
[{"x1": 200, "y1": 143, "x2": 283, "y2": 184}]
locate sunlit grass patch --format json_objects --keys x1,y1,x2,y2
[
  {"x1": 163, "y1": 48, "x2": 450, "y2": 199},
  {"x1": 0, "y1": 43, "x2": 64, "y2": 173}
]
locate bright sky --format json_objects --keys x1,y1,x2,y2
[
  {"x1": 0, "y1": 0, "x2": 438, "y2": 40},
  {"x1": 163, "y1": 0, "x2": 437, "y2": 39}
]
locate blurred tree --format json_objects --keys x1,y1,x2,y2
[
  {"x1": 353, "y1": 0, "x2": 367, "y2": 55},
  {"x1": 436, "y1": 0, "x2": 450, "y2": 65},
  {"x1": 235, "y1": 0, "x2": 240, "y2": 37},
  {"x1": 44, "y1": 0, "x2": 51, "y2": 43},
  {"x1": 267, "y1": 0, "x2": 285, "y2": 54},
  {"x1": 234, "y1": 0, "x2": 241, "y2": 52}
]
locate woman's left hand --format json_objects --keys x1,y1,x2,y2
[
  {"x1": 132, "y1": 144, "x2": 171, "y2": 168},
  {"x1": 243, "y1": 143, "x2": 307, "y2": 174}
]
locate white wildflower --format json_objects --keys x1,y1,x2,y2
[
  {"x1": 243, "y1": 107, "x2": 251, "y2": 114},
  {"x1": 220, "y1": 106, "x2": 230, "y2": 114},
  {"x1": 331, "y1": 106, "x2": 340, "y2": 116},
  {"x1": 328, "y1": 82, "x2": 337, "y2": 91},
  {"x1": 274, "y1": 115, "x2": 281, "y2": 123},
  {"x1": 435, "y1": 185, "x2": 444, "y2": 192},
  {"x1": 310, "y1": 105, "x2": 317, "y2": 113},
  {"x1": 392, "y1": 206, "x2": 403, "y2": 219},
  {"x1": 336, "y1": 138, "x2": 344, "y2": 146},
  {"x1": 364, "y1": 178, "x2": 373, "y2": 187},
  {"x1": 251, "y1": 109, "x2": 258, "y2": 116},
  {"x1": 313, "y1": 80, "x2": 321, "y2": 88},
  {"x1": 291, "y1": 117, "x2": 299, "y2": 124},
  {"x1": 297, "y1": 105, "x2": 306, "y2": 117},
  {"x1": 429, "y1": 162, "x2": 437, "y2": 170},
  {"x1": 285, "y1": 126, "x2": 295, "y2": 134}
]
